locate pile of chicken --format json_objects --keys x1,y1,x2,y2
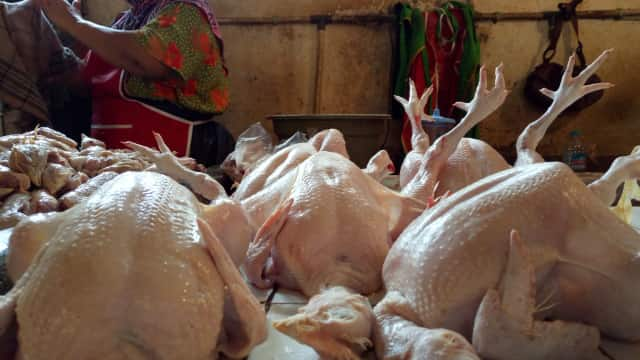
[
  {"x1": 0, "y1": 128, "x2": 205, "y2": 229},
  {"x1": 230, "y1": 49, "x2": 640, "y2": 360}
]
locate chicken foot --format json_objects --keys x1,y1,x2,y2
[
  {"x1": 516, "y1": 49, "x2": 614, "y2": 166},
  {"x1": 124, "y1": 133, "x2": 225, "y2": 201},
  {"x1": 394, "y1": 81, "x2": 433, "y2": 153},
  {"x1": 401, "y1": 64, "x2": 508, "y2": 202}
]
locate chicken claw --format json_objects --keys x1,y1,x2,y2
[
  {"x1": 540, "y1": 49, "x2": 615, "y2": 112},
  {"x1": 394, "y1": 81, "x2": 434, "y2": 152},
  {"x1": 124, "y1": 134, "x2": 225, "y2": 201}
]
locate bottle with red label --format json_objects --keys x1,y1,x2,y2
[{"x1": 563, "y1": 130, "x2": 587, "y2": 172}]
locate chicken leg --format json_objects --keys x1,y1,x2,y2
[
  {"x1": 124, "y1": 133, "x2": 225, "y2": 201},
  {"x1": 394, "y1": 81, "x2": 433, "y2": 154},
  {"x1": 374, "y1": 290, "x2": 478, "y2": 359},
  {"x1": 397, "y1": 65, "x2": 510, "y2": 196},
  {"x1": 515, "y1": 49, "x2": 614, "y2": 166},
  {"x1": 401, "y1": 64, "x2": 508, "y2": 203}
]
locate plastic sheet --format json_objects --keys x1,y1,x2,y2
[
  {"x1": 274, "y1": 131, "x2": 308, "y2": 153},
  {"x1": 221, "y1": 123, "x2": 274, "y2": 182},
  {"x1": 222, "y1": 126, "x2": 311, "y2": 183}
]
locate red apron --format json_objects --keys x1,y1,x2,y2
[{"x1": 82, "y1": 51, "x2": 204, "y2": 156}]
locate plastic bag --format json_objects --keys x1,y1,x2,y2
[
  {"x1": 274, "y1": 131, "x2": 308, "y2": 153},
  {"x1": 221, "y1": 123, "x2": 273, "y2": 182}
]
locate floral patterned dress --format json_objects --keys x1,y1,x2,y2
[{"x1": 124, "y1": 2, "x2": 229, "y2": 115}]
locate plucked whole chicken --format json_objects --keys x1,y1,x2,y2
[
  {"x1": 373, "y1": 50, "x2": 637, "y2": 360},
  {"x1": 0, "y1": 135, "x2": 266, "y2": 359}
]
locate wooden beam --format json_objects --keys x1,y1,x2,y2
[{"x1": 217, "y1": 9, "x2": 640, "y2": 26}]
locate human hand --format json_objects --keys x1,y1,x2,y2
[{"x1": 36, "y1": 0, "x2": 81, "y2": 31}]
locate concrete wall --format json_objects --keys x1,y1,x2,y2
[{"x1": 84, "y1": 0, "x2": 640, "y2": 161}]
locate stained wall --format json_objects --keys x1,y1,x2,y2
[{"x1": 84, "y1": 0, "x2": 640, "y2": 160}]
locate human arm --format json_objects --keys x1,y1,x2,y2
[{"x1": 36, "y1": 0, "x2": 173, "y2": 80}]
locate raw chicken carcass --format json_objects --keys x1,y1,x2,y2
[
  {"x1": 363, "y1": 149, "x2": 395, "y2": 183},
  {"x1": 80, "y1": 133, "x2": 105, "y2": 151},
  {"x1": 9, "y1": 143, "x2": 48, "y2": 187},
  {"x1": 124, "y1": 133, "x2": 255, "y2": 266},
  {"x1": 62, "y1": 171, "x2": 89, "y2": 193},
  {"x1": 29, "y1": 189, "x2": 58, "y2": 213},
  {"x1": 374, "y1": 51, "x2": 622, "y2": 359},
  {"x1": 1, "y1": 135, "x2": 266, "y2": 359},
  {"x1": 244, "y1": 150, "x2": 422, "y2": 359},
  {"x1": 41, "y1": 163, "x2": 74, "y2": 196},
  {"x1": 234, "y1": 128, "x2": 389, "y2": 217},
  {"x1": 0, "y1": 128, "x2": 76, "y2": 153},
  {"x1": 222, "y1": 123, "x2": 275, "y2": 183},
  {"x1": 375, "y1": 158, "x2": 636, "y2": 359},
  {"x1": 242, "y1": 68, "x2": 509, "y2": 359},
  {"x1": 58, "y1": 171, "x2": 118, "y2": 210},
  {"x1": 232, "y1": 128, "x2": 349, "y2": 206},
  {"x1": 0, "y1": 192, "x2": 31, "y2": 229},
  {"x1": 0, "y1": 165, "x2": 30, "y2": 197},
  {"x1": 28, "y1": 127, "x2": 77, "y2": 150}
]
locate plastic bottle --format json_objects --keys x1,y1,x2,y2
[{"x1": 563, "y1": 130, "x2": 588, "y2": 172}]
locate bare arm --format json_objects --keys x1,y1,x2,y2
[
  {"x1": 63, "y1": 20, "x2": 172, "y2": 79},
  {"x1": 38, "y1": 0, "x2": 173, "y2": 80}
]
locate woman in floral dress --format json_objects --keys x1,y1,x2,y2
[{"x1": 36, "y1": 0, "x2": 232, "y2": 165}]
